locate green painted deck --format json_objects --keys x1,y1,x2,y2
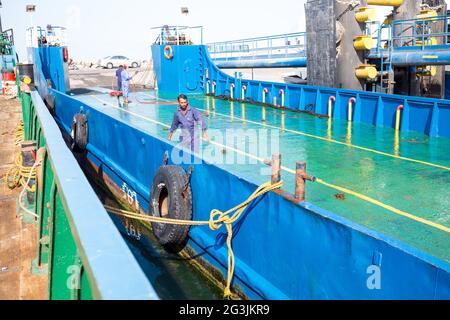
[{"x1": 74, "y1": 89, "x2": 450, "y2": 263}]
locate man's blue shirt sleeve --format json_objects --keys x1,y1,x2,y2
[
  {"x1": 193, "y1": 108, "x2": 207, "y2": 131},
  {"x1": 170, "y1": 112, "x2": 180, "y2": 133}
]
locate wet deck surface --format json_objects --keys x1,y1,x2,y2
[
  {"x1": 74, "y1": 88, "x2": 450, "y2": 263},
  {"x1": 0, "y1": 96, "x2": 47, "y2": 300}
]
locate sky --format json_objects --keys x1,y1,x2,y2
[{"x1": 1, "y1": 0, "x2": 449, "y2": 62}]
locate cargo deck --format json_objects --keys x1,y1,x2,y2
[{"x1": 72, "y1": 88, "x2": 450, "y2": 263}]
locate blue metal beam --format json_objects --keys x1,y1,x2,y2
[{"x1": 389, "y1": 49, "x2": 450, "y2": 66}]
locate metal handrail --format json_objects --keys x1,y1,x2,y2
[
  {"x1": 152, "y1": 25, "x2": 203, "y2": 45},
  {"x1": 207, "y1": 32, "x2": 307, "y2": 61},
  {"x1": 208, "y1": 32, "x2": 306, "y2": 46}
]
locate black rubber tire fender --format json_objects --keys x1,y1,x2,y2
[
  {"x1": 44, "y1": 94, "x2": 55, "y2": 115},
  {"x1": 70, "y1": 113, "x2": 88, "y2": 151},
  {"x1": 150, "y1": 165, "x2": 192, "y2": 253}
]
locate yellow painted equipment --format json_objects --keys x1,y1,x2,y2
[
  {"x1": 416, "y1": 10, "x2": 438, "y2": 20},
  {"x1": 416, "y1": 65, "x2": 437, "y2": 77},
  {"x1": 355, "y1": 7, "x2": 377, "y2": 23},
  {"x1": 367, "y1": 0, "x2": 404, "y2": 6},
  {"x1": 354, "y1": 35, "x2": 375, "y2": 50},
  {"x1": 416, "y1": 37, "x2": 438, "y2": 46},
  {"x1": 355, "y1": 65, "x2": 378, "y2": 80},
  {"x1": 383, "y1": 15, "x2": 393, "y2": 25}
]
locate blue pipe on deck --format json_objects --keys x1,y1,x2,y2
[
  {"x1": 214, "y1": 56, "x2": 307, "y2": 69},
  {"x1": 389, "y1": 50, "x2": 450, "y2": 66}
]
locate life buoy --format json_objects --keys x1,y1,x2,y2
[
  {"x1": 164, "y1": 45, "x2": 174, "y2": 60},
  {"x1": 70, "y1": 111, "x2": 88, "y2": 151},
  {"x1": 150, "y1": 165, "x2": 192, "y2": 252},
  {"x1": 63, "y1": 47, "x2": 69, "y2": 63}
]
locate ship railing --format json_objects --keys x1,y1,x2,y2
[
  {"x1": 1, "y1": 28, "x2": 15, "y2": 46},
  {"x1": 391, "y1": 15, "x2": 450, "y2": 50},
  {"x1": 369, "y1": 15, "x2": 450, "y2": 55},
  {"x1": 207, "y1": 32, "x2": 307, "y2": 61},
  {"x1": 18, "y1": 90, "x2": 158, "y2": 300},
  {"x1": 26, "y1": 26, "x2": 68, "y2": 48},
  {"x1": 151, "y1": 25, "x2": 204, "y2": 46}
]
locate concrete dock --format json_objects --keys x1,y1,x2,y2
[{"x1": 0, "y1": 96, "x2": 47, "y2": 300}]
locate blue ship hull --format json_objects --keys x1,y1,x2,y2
[{"x1": 31, "y1": 46, "x2": 450, "y2": 299}]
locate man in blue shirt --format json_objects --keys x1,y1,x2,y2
[
  {"x1": 168, "y1": 94, "x2": 209, "y2": 152},
  {"x1": 121, "y1": 64, "x2": 133, "y2": 105},
  {"x1": 115, "y1": 65, "x2": 123, "y2": 91}
]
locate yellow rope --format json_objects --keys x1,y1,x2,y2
[
  {"x1": 6, "y1": 122, "x2": 37, "y2": 191},
  {"x1": 105, "y1": 180, "x2": 284, "y2": 299},
  {"x1": 14, "y1": 120, "x2": 24, "y2": 146},
  {"x1": 6, "y1": 153, "x2": 37, "y2": 191},
  {"x1": 91, "y1": 95, "x2": 449, "y2": 233},
  {"x1": 315, "y1": 178, "x2": 450, "y2": 233}
]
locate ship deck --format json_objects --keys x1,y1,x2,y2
[{"x1": 72, "y1": 88, "x2": 450, "y2": 263}]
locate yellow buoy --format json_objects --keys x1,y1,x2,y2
[
  {"x1": 355, "y1": 7, "x2": 377, "y2": 23},
  {"x1": 416, "y1": 10, "x2": 438, "y2": 20},
  {"x1": 354, "y1": 35, "x2": 375, "y2": 50},
  {"x1": 355, "y1": 64, "x2": 378, "y2": 80},
  {"x1": 416, "y1": 65, "x2": 437, "y2": 77},
  {"x1": 367, "y1": 0, "x2": 404, "y2": 6},
  {"x1": 23, "y1": 76, "x2": 32, "y2": 85}
]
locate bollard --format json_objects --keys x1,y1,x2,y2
[
  {"x1": 212, "y1": 81, "x2": 216, "y2": 95},
  {"x1": 279, "y1": 89, "x2": 285, "y2": 107},
  {"x1": 230, "y1": 83, "x2": 235, "y2": 100},
  {"x1": 242, "y1": 85, "x2": 247, "y2": 101},
  {"x1": 206, "y1": 80, "x2": 210, "y2": 95},
  {"x1": 271, "y1": 154, "x2": 281, "y2": 184},
  {"x1": 294, "y1": 161, "x2": 316, "y2": 202},
  {"x1": 273, "y1": 96, "x2": 277, "y2": 106}
]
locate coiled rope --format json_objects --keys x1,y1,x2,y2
[{"x1": 105, "y1": 180, "x2": 284, "y2": 299}]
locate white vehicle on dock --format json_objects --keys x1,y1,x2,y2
[{"x1": 99, "y1": 56, "x2": 140, "y2": 69}]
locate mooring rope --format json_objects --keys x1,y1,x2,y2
[{"x1": 105, "y1": 180, "x2": 284, "y2": 299}]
